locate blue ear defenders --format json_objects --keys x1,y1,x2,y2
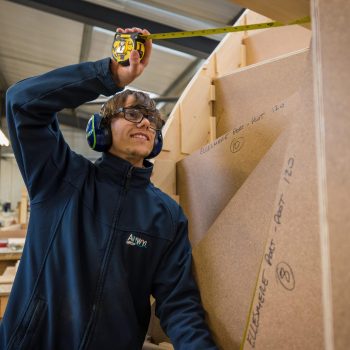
[{"x1": 86, "y1": 113, "x2": 163, "y2": 159}]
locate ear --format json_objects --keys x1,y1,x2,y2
[{"x1": 86, "y1": 113, "x2": 112, "y2": 152}]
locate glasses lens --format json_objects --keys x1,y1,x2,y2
[
  {"x1": 121, "y1": 108, "x2": 164, "y2": 130},
  {"x1": 124, "y1": 109, "x2": 143, "y2": 123},
  {"x1": 147, "y1": 114, "x2": 164, "y2": 130}
]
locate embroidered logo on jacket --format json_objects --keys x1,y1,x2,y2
[{"x1": 126, "y1": 234, "x2": 148, "y2": 248}]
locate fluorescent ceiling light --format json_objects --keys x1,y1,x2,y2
[{"x1": 0, "y1": 129, "x2": 10, "y2": 147}]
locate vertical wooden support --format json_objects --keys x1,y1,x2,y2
[
  {"x1": 240, "y1": 43, "x2": 247, "y2": 68},
  {"x1": 209, "y1": 83, "x2": 216, "y2": 142},
  {"x1": 240, "y1": 14, "x2": 248, "y2": 68}
]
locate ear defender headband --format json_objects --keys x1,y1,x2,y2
[{"x1": 86, "y1": 113, "x2": 163, "y2": 159}]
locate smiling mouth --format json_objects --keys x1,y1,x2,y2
[{"x1": 130, "y1": 133, "x2": 149, "y2": 141}]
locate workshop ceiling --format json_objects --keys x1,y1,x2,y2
[{"x1": 0, "y1": 0, "x2": 244, "y2": 127}]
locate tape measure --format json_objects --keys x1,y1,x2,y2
[{"x1": 112, "y1": 16, "x2": 310, "y2": 66}]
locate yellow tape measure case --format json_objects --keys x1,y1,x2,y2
[{"x1": 112, "y1": 33, "x2": 146, "y2": 66}]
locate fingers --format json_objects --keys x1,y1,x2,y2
[
  {"x1": 116, "y1": 27, "x2": 144, "y2": 34},
  {"x1": 116, "y1": 27, "x2": 152, "y2": 67},
  {"x1": 112, "y1": 27, "x2": 151, "y2": 86},
  {"x1": 141, "y1": 29, "x2": 152, "y2": 66},
  {"x1": 128, "y1": 49, "x2": 141, "y2": 76}
]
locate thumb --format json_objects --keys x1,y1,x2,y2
[{"x1": 129, "y1": 50, "x2": 141, "y2": 74}]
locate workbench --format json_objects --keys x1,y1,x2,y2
[
  {"x1": 0, "y1": 283, "x2": 11, "y2": 318},
  {"x1": 0, "y1": 247, "x2": 22, "y2": 275}
]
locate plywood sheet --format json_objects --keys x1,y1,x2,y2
[
  {"x1": 179, "y1": 73, "x2": 212, "y2": 155},
  {"x1": 151, "y1": 159, "x2": 176, "y2": 198},
  {"x1": 215, "y1": 48, "x2": 309, "y2": 137},
  {"x1": 192, "y1": 131, "x2": 289, "y2": 349},
  {"x1": 177, "y1": 93, "x2": 299, "y2": 246},
  {"x1": 153, "y1": 107, "x2": 183, "y2": 196},
  {"x1": 207, "y1": 11, "x2": 272, "y2": 78},
  {"x1": 156, "y1": 10, "x2": 276, "y2": 198},
  {"x1": 159, "y1": 10, "x2": 274, "y2": 168},
  {"x1": 244, "y1": 24, "x2": 311, "y2": 65},
  {"x1": 241, "y1": 65, "x2": 324, "y2": 350}
]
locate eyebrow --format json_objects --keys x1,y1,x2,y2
[
  {"x1": 127, "y1": 105, "x2": 158, "y2": 113},
  {"x1": 126, "y1": 104, "x2": 143, "y2": 109}
]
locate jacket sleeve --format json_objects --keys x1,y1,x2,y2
[
  {"x1": 152, "y1": 207, "x2": 218, "y2": 350},
  {"x1": 5, "y1": 58, "x2": 121, "y2": 202}
]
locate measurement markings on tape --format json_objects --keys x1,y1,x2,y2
[
  {"x1": 112, "y1": 16, "x2": 311, "y2": 65},
  {"x1": 141, "y1": 16, "x2": 311, "y2": 40}
]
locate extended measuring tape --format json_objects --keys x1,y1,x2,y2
[{"x1": 112, "y1": 16, "x2": 310, "y2": 66}]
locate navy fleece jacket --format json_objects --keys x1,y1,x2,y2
[{"x1": 0, "y1": 58, "x2": 218, "y2": 350}]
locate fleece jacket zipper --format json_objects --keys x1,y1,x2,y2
[{"x1": 79, "y1": 166, "x2": 134, "y2": 350}]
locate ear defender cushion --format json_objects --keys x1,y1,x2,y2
[
  {"x1": 86, "y1": 113, "x2": 112, "y2": 152},
  {"x1": 146, "y1": 130, "x2": 163, "y2": 159}
]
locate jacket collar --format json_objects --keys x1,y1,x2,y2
[{"x1": 94, "y1": 152, "x2": 153, "y2": 188}]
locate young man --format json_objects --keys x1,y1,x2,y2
[{"x1": 1, "y1": 28, "x2": 218, "y2": 349}]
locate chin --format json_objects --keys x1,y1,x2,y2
[{"x1": 130, "y1": 147, "x2": 152, "y2": 159}]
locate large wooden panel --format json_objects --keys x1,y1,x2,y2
[
  {"x1": 193, "y1": 131, "x2": 289, "y2": 349},
  {"x1": 214, "y1": 12, "x2": 271, "y2": 77},
  {"x1": 156, "y1": 10, "x2": 269, "y2": 197},
  {"x1": 241, "y1": 67, "x2": 324, "y2": 350},
  {"x1": 179, "y1": 73, "x2": 212, "y2": 154},
  {"x1": 244, "y1": 24, "x2": 311, "y2": 65},
  {"x1": 151, "y1": 159, "x2": 177, "y2": 201},
  {"x1": 177, "y1": 92, "x2": 299, "y2": 246},
  {"x1": 311, "y1": 1, "x2": 350, "y2": 348},
  {"x1": 215, "y1": 48, "x2": 309, "y2": 136}
]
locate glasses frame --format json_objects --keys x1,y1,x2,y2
[{"x1": 115, "y1": 107, "x2": 164, "y2": 131}]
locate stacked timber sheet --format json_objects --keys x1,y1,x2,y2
[{"x1": 151, "y1": 1, "x2": 350, "y2": 349}]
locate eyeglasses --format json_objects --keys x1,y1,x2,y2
[{"x1": 116, "y1": 107, "x2": 164, "y2": 131}]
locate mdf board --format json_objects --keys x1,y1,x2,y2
[
  {"x1": 244, "y1": 24, "x2": 311, "y2": 65},
  {"x1": 179, "y1": 73, "x2": 212, "y2": 155},
  {"x1": 177, "y1": 92, "x2": 299, "y2": 246},
  {"x1": 215, "y1": 48, "x2": 309, "y2": 137},
  {"x1": 152, "y1": 107, "x2": 182, "y2": 195},
  {"x1": 192, "y1": 131, "x2": 289, "y2": 350},
  {"x1": 229, "y1": 0, "x2": 310, "y2": 23},
  {"x1": 151, "y1": 160, "x2": 177, "y2": 200},
  {"x1": 241, "y1": 69, "x2": 324, "y2": 350},
  {"x1": 213, "y1": 12, "x2": 271, "y2": 77},
  {"x1": 160, "y1": 11, "x2": 271, "y2": 158},
  {"x1": 155, "y1": 10, "x2": 276, "y2": 196},
  {"x1": 311, "y1": 1, "x2": 350, "y2": 348}
]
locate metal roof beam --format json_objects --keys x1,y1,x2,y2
[
  {"x1": 228, "y1": 8, "x2": 246, "y2": 25},
  {"x1": 79, "y1": 24, "x2": 93, "y2": 63},
  {"x1": 8, "y1": 0, "x2": 218, "y2": 58}
]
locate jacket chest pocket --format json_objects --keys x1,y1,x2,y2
[{"x1": 118, "y1": 230, "x2": 164, "y2": 275}]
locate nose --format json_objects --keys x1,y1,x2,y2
[{"x1": 137, "y1": 116, "x2": 151, "y2": 129}]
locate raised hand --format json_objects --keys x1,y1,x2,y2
[{"x1": 110, "y1": 27, "x2": 152, "y2": 88}]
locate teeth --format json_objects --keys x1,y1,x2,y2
[{"x1": 132, "y1": 134, "x2": 148, "y2": 140}]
